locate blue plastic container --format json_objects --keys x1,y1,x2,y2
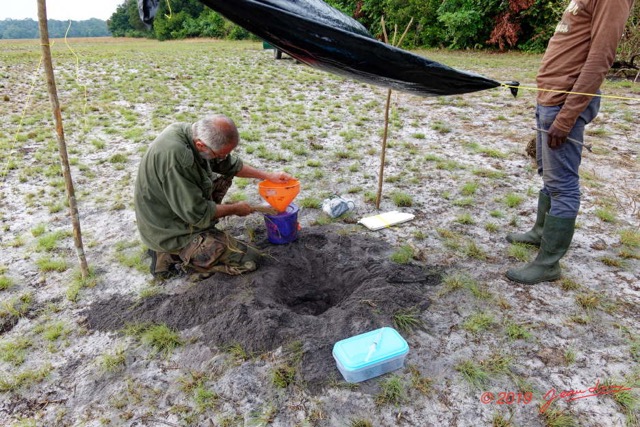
[
  {"x1": 332, "y1": 327, "x2": 409, "y2": 383},
  {"x1": 264, "y1": 204, "x2": 299, "y2": 244}
]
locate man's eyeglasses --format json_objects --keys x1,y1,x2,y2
[{"x1": 198, "y1": 140, "x2": 231, "y2": 160}]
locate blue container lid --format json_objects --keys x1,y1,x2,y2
[{"x1": 333, "y1": 327, "x2": 408, "y2": 371}]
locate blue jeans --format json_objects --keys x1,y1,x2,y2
[{"x1": 536, "y1": 96, "x2": 600, "y2": 218}]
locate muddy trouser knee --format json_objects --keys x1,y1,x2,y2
[
  {"x1": 148, "y1": 250, "x2": 181, "y2": 278},
  {"x1": 178, "y1": 230, "x2": 260, "y2": 276}
]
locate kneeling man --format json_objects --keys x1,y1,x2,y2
[{"x1": 134, "y1": 114, "x2": 292, "y2": 278}]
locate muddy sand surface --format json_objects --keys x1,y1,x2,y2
[{"x1": 1, "y1": 39, "x2": 638, "y2": 427}]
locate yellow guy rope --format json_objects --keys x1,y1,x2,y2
[
  {"x1": 1, "y1": 47, "x2": 47, "y2": 182},
  {"x1": 500, "y1": 83, "x2": 639, "y2": 102},
  {"x1": 64, "y1": 21, "x2": 89, "y2": 121}
]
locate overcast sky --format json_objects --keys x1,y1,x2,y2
[{"x1": 0, "y1": 0, "x2": 125, "y2": 21}]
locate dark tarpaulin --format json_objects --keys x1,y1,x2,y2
[{"x1": 139, "y1": 0, "x2": 502, "y2": 97}]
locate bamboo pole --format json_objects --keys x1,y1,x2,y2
[
  {"x1": 375, "y1": 17, "x2": 413, "y2": 210},
  {"x1": 37, "y1": 0, "x2": 89, "y2": 279},
  {"x1": 376, "y1": 88, "x2": 392, "y2": 210}
]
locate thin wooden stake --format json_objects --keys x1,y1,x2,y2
[
  {"x1": 375, "y1": 17, "x2": 414, "y2": 210},
  {"x1": 376, "y1": 88, "x2": 392, "y2": 210},
  {"x1": 37, "y1": 0, "x2": 89, "y2": 279}
]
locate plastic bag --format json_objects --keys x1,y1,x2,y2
[{"x1": 322, "y1": 196, "x2": 355, "y2": 218}]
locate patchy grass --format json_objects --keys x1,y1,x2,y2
[
  {"x1": 67, "y1": 267, "x2": 99, "y2": 302},
  {"x1": 271, "y1": 364, "x2": 297, "y2": 388},
  {"x1": 508, "y1": 243, "x2": 535, "y2": 262},
  {"x1": 504, "y1": 193, "x2": 525, "y2": 208},
  {"x1": 0, "y1": 275, "x2": 14, "y2": 291},
  {"x1": 391, "y1": 191, "x2": 413, "y2": 207},
  {"x1": 97, "y1": 347, "x2": 127, "y2": 374},
  {"x1": 36, "y1": 257, "x2": 68, "y2": 273},
  {"x1": 0, "y1": 38, "x2": 637, "y2": 426},
  {"x1": 114, "y1": 240, "x2": 148, "y2": 273},
  {"x1": 595, "y1": 207, "x2": 616, "y2": 223},
  {"x1": 455, "y1": 360, "x2": 489, "y2": 388},
  {"x1": 575, "y1": 292, "x2": 601, "y2": 311},
  {"x1": 463, "y1": 312, "x2": 495, "y2": 334},
  {"x1": 36, "y1": 230, "x2": 69, "y2": 252},
  {"x1": 504, "y1": 321, "x2": 532, "y2": 341},
  {"x1": 390, "y1": 245, "x2": 414, "y2": 264},
  {"x1": 375, "y1": 375, "x2": 406, "y2": 406},
  {"x1": 619, "y1": 228, "x2": 640, "y2": 247},
  {"x1": 540, "y1": 409, "x2": 578, "y2": 427},
  {"x1": 393, "y1": 307, "x2": 424, "y2": 334},
  {"x1": 0, "y1": 364, "x2": 53, "y2": 392},
  {"x1": 408, "y1": 365, "x2": 433, "y2": 395},
  {"x1": 124, "y1": 323, "x2": 183, "y2": 357},
  {"x1": 0, "y1": 337, "x2": 32, "y2": 366},
  {"x1": 1, "y1": 292, "x2": 33, "y2": 319}
]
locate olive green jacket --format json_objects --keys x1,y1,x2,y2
[{"x1": 134, "y1": 123, "x2": 243, "y2": 252}]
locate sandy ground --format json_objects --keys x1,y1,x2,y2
[{"x1": 0, "y1": 39, "x2": 639, "y2": 427}]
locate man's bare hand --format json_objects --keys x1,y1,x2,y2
[
  {"x1": 267, "y1": 172, "x2": 293, "y2": 183},
  {"x1": 234, "y1": 202, "x2": 254, "y2": 217},
  {"x1": 547, "y1": 124, "x2": 569, "y2": 149}
]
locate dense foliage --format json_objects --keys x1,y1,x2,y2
[
  {"x1": 107, "y1": 0, "x2": 253, "y2": 41},
  {"x1": 618, "y1": 0, "x2": 640, "y2": 63},
  {"x1": 111, "y1": 0, "x2": 554, "y2": 48},
  {"x1": 0, "y1": 18, "x2": 110, "y2": 39},
  {"x1": 107, "y1": 0, "x2": 150, "y2": 37},
  {"x1": 104, "y1": 0, "x2": 581, "y2": 52},
  {"x1": 325, "y1": 0, "x2": 568, "y2": 51},
  {"x1": 7, "y1": 0, "x2": 635, "y2": 57}
]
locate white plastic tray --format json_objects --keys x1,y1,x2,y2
[{"x1": 358, "y1": 211, "x2": 415, "y2": 231}]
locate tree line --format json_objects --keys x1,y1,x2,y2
[
  {"x1": 0, "y1": 18, "x2": 110, "y2": 39},
  {"x1": 106, "y1": 0, "x2": 638, "y2": 56},
  {"x1": 2, "y1": 0, "x2": 637, "y2": 59},
  {"x1": 109, "y1": 0, "x2": 562, "y2": 50}
]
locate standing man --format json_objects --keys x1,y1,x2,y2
[
  {"x1": 134, "y1": 114, "x2": 292, "y2": 278},
  {"x1": 507, "y1": 0, "x2": 634, "y2": 284}
]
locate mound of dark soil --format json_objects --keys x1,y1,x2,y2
[{"x1": 83, "y1": 226, "x2": 440, "y2": 388}]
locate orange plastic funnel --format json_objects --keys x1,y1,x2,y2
[{"x1": 258, "y1": 179, "x2": 300, "y2": 213}]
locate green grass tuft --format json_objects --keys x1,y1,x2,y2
[
  {"x1": 505, "y1": 322, "x2": 532, "y2": 340},
  {"x1": 124, "y1": 323, "x2": 183, "y2": 357},
  {"x1": 390, "y1": 245, "x2": 414, "y2": 264},
  {"x1": 36, "y1": 258, "x2": 68, "y2": 273},
  {"x1": 298, "y1": 196, "x2": 322, "y2": 209},
  {"x1": 393, "y1": 307, "x2": 423, "y2": 333},
  {"x1": 391, "y1": 191, "x2": 413, "y2": 207},
  {"x1": 0, "y1": 275, "x2": 14, "y2": 291},
  {"x1": 0, "y1": 337, "x2": 32, "y2": 366},
  {"x1": 97, "y1": 347, "x2": 127, "y2": 373},
  {"x1": 375, "y1": 375, "x2": 406, "y2": 406},
  {"x1": 463, "y1": 312, "x2": 495, "y2": 334},
  {"x1": 504, "y1": 193, "x2": 524, "y2": 208},
  {"x1": 595, "y1": 207, "x2": 616, "y2": 223},
  {"x1": 271, "y1": 365, "x2": 296, "y2": 388},
  {"x1": 455, "y1": 360, "x2": 489, "y2": 388}
]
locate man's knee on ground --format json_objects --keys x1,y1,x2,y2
[{"x1": 182, "y1": 231, "x2": 261, "y2": 276}]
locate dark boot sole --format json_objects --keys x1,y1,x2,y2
[{"x1": 505, "y1": 270, "x2": 561, "y2": 285}]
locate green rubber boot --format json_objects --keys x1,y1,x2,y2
[
  {"x1": 506, "y1": 191, "x2": 550, "y2": 247},
  {"x1": 506, "y1": 215, "x2": 575, "y2": 285}
]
